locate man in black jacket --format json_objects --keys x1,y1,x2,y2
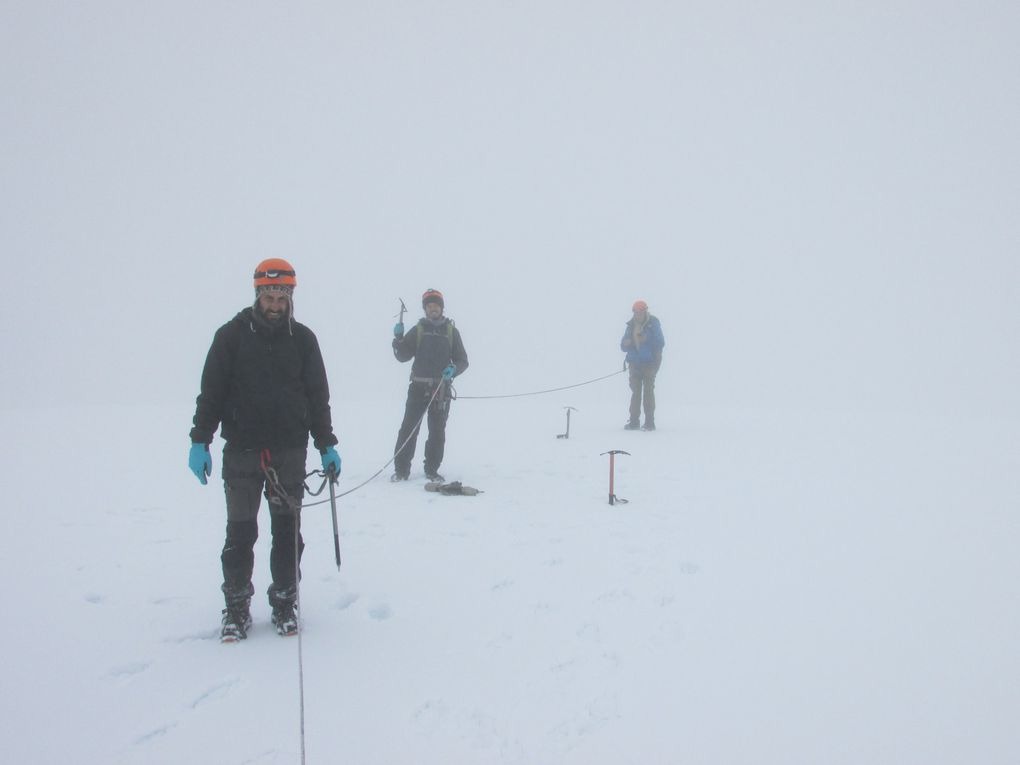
[
  {"x1": 188, "y1": 258, "x2": 341, "y2": 642},
  {"x1": 391, "y1": 288, "x2": 469, "y2": 482}
]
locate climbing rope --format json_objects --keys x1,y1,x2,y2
[
  {"x1": 258, "y1": 449, "x2": 307, "y2": 764},
  {"x1": 299, "y1": 366, "x2": 623, "y2": 508},
  {"x1": 454, "y1": 366, "x2": 625, "y2": 400},
  {"x1": 299, "y1": 378, "x2": 444, "y2": 508}
]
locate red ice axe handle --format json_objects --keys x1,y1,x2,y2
[{"x1": 600, "y1": 450, "x2": 630, "y2": 505}]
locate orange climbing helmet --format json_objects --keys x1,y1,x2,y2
[{"x1": 253, "y1": 258, "x2": 297, "y2": 288}]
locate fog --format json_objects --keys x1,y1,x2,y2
[
  {"x1": 2, "y1": 2, "x2": 1016, "y2": 418},
  {"x1": 2, "y1": 5, "x2": 1018, "y2": 763}
]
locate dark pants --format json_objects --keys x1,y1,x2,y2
[
  {"x1": 393, "y1": 382, "x2": 450, "y2": 477},
  {"x1": 628, "y1": 364, "x2": 658, "y2": 426},
  {"x1": 220, "y1": 446, "x2": 306, "y2": 608}
]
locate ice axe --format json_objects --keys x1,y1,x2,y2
[
  {"x1": 600, "y1": 450, "x2": 630, "y2": 505},
  {"x1": 395, "y1": 298, "x2": 407, "y2": 328},
  {"x1": 326, "y1": 465, "x2": 341, "y2": 570},
  {"x1": 556, "y1": 406, "x2": 578, "y2": 439}
]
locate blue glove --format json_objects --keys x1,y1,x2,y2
[
  {"x1": 321, "y1": 446, "x2": 341, "y2": 478},
  {"x1": 393, "y1": 322, "x2": 404, "y2": 338},
  {"x1": 442, "y1": 364, "x2": 456, "y2": 381},
  {"x1": 189, "y1": 443, "x2": 211, "y2": 485}
]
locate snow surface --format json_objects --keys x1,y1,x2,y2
[
  {"x1": 2, "y1": 3, "x2": 1018, "y2": 764},
  {"x1": 2, "y1": 401, "x2": 1018, "y2": 764}
]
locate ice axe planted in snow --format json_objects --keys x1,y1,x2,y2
[
  {"x1": 600, "y1": 450, "x2": 630, "y2": 505},
  {"x1": 556, "y1": 406, "x2": 578, "y2": 439}
]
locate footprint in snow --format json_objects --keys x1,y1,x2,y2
[
  {"x1": 190, "y1": 677, "x2": 240, "y2": 709},
  {"x1": 368, "y1": 604, "x2": 392, "y2": 621},
  {"x1": 164, "y1": 628, "x2": 220, "y2": 644},
  {"x1": 335, "y1": 592, "x2": 360, "y2": 610},
  {"x1": 133, "y1": 722, "x2": 178, "y2": 746},
  {"x1": 108, "y1": 661, "x2": 150, "y2": 680},
  {"x1": 148, "y1": 595, "x2": 188, "y2": 606}
]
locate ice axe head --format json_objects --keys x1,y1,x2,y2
[{"x1": 556, "y1": 406, "x2": 578, "y2": 439}]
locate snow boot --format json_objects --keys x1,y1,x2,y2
[
  {"x1": 268, "y1": 583, "x2": 299, "y2": 636},
  {"x1": 391, "y1": 471, "x2": 409, "y2": 482},
  {"x1": 624, "y1": 420, "x2": 640, "y2": 430},
  {"x1": 220, "y1": 602, "x2": 252, "y2": 643},
  {"x1": 271, "y1": 601, "x2": 299, "y2": 637},
  {"x1": 425, "y1": 470, "x2": 444, "y2": 482}
]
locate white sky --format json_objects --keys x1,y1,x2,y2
[{"x1": 2, "y1": 2, "x2": 1017, "y2": 416}]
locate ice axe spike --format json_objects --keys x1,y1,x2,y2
[
  {"x1": 600, "y1": 450, "x2": 630, "y2": 505},
  {"x1": 556, "y1": 406, "x2": 578, "y2": 439}
]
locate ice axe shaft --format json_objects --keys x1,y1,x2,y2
[
  {"x1": 600, "y1": 450, "x2": 630, "y2": 505},
  {"x1": 556, "y1": 406, "x2": 578, "y2": 439},
  {"x1": 327, "y1": 466, "x2": 341, "y2": 569}
]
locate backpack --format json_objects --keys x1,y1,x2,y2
[{"x1": 416, "y1": 319, "x2": 454, "y2": 348}]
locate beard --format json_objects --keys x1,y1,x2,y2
[
  {"x1": 264, "y1": 308, "x2": 285, "y2": 323},
  {"x1": 256, "y1": 302, "x2": 289, "y2": 325}
]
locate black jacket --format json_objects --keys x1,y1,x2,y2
[
  {"x1": 392, "y1": 317, "x2": 469, "y2": 381},
  {"x1": 190, "y1": 306, "x2": 338, "y2": 452}
]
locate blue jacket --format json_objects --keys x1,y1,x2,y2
[{"x1": 621, "y1": 314, "x2": 665, "y2": 367}]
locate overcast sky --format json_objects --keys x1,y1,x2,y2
[{"x1": 3, "y1": 2, "x2": 1017, "y2": 417}]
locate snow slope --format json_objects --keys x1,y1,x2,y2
[{"x1": 1, "y1": 393, "x2": 1017, "y2": 764}]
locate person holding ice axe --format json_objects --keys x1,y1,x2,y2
[{"x1": 391, "y1": 288, "x2": 469, "y2": 482}]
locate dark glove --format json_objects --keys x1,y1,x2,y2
[
  {"x1": 393, "y1": 322, "x2": 404, "y2": 338},
  {"x1": 321, "y1": 446, "x2": 341, "y2": 478},
  {"x1": 442, "y1": 364, "x2": 456, "y2": 381},
  {"x1": 189, "y1": 443, "x2": 211, "y2": 485}
]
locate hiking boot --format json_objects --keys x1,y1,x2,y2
[
  {"x1": 425, "y1": 470, "x2": 444, "y2": 482},
  {"x1": 271, "y1": 602, "x2": 299, "y2": 637},
  {"x1": 624, "y1": 421, "x2": 640, "y2": 430},
  {"x1": 220, "y1": 602, "x2": 252, "y2": 643},
  {"x1": 642, "y1": 422, "x2": 656, "y2": 431},
  {"x1": 390, "y1": 471, "x2": 409, "y2": 482}
]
